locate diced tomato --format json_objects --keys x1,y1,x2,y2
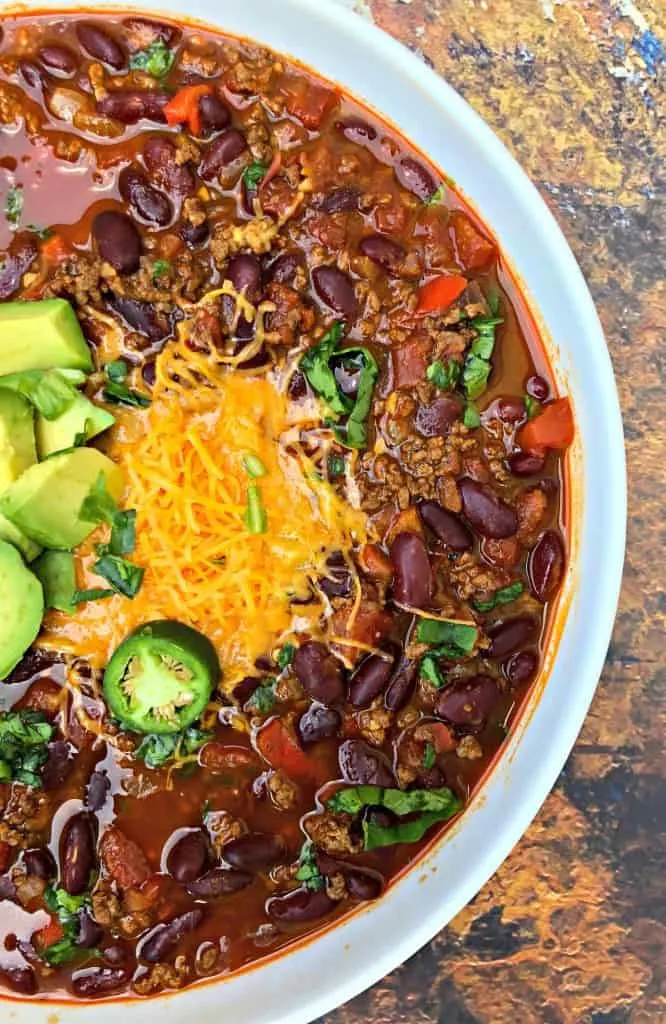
[
  {"x1": 99, "y1": 826, "x2": 151, "y2": 890},
  {"x1": 256, "y1": 718, "x2": 314, "y2": 783},
  {"x1": 428, "y1": 722, "x2": 456, "y2": 754},
  {"x1": 164, "y1": 85, "x2": 212, "y2": 137},
  {"x1": 392, "y1": 333, "x2": 431, "y2": 389},
  {"x1": 33, "y1": 916, "x2": 64, "y2": 952},
  {"x1": 415, "y1": 274, "x2": 467, "y2": 315},
  {"x1": 517, "y1": 397, "x2": 574, "y2": 452},
  {"x1": 449, "y1": 211, "x2": 495, "y2": 271},
  {"x1": 358, "y1": 543, "x2": 394, "y2": 583},
  {"x1": 280, "y1": 74, "x2": 338, "y2": 130},
  {"x1": 200, "y1": 742, "x2": 257, "y2": 773},
  {"x1": 41, "y1": 233, "x2": 71, "y2": 265}
]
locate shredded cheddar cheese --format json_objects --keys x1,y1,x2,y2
[{"x1": 41, "y1": 339, "x2": 371, "y2": 688}]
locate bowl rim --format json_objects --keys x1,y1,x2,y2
[{"x1": 0, "y1": 1, "x2": 627, "y2": 1021}]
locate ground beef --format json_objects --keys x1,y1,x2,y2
[
  {"x1": 515, "y1": 487, "x2": 548, "y2": 544},
  {"x1": 209, "y1": 217, "x2": 279, "y2": 265},
  {"x1": 0, "y1": 787, "x2": 47, "y2": 851},
  {"x1": 325, "y1": 872, "x2": 347, "y2": 901},
  {"x1": 204, "y1": 810, "x2": 244, "y2": 858},
  {"x1": 457, "y1": 735, "x2": 483, "y2": 759},
  {"x1": 304, "y1": 812, "x2": 362, "y2": 856},
  {"x1": 355, "y1": 704, "x2": 393, "y2": 748},
  {"x1": 264, "y1": 281, "x2": 315, "y2": 345},
  {"x1": 90, "y1": 876, "x2": 158, "y2": 938},
  {"x1": 132, "y1": 959, "x2": 191, "y2": 995},
  {"x1": 224, "y1": 45, "x2": 278, "y2": 96},
  {"x1": 266, "y1": 770, "x2": 299, "y2": 811},
  {"x1": 447, "y1": 552, "x2": 511, "y2": 602}
]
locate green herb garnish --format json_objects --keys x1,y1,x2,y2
[
  {"x1": 105, "y1": 360, "x2": 128, "y2": 383},
  {"x1": 463, "y1": 403, "x2": 481, "y2": 429},
  {"x1": 152, "y1": 258, "x2": 171, "y2": 283},
  {"x1": 424, "y1": 185, "x2": 445, "y2": 206},
  {"x1": 244, "y1": 484, "x2": 267, "y2": 534},
  {"x1": 0, "y1": 368, "x2": 79, "y2": 420},
  {"x1": 524, "y1": 394, "x2": 540, "y2": 419},
  {"x1": 276, "y1": 643, "x2": 294, "y2": 669},
  {"x1": 462, "y1": 315, "x2": 503, "y2": 401},
  {"x1": 243, "y1": 161, "x2": 268, "y2": 191},
  {"x1": 295, "y1": 840, "x2": 326, "y2": 890},
  {"x1": 422, "y1": 742, "x2": 436, "y2": 771},
  {"x1": 4, "y1": 186, "x2": 23, "y2": 229},
  {"x1": 92, "y1": 554, "x2": 144, "y2": 599},
  {"x1": 249, "y1": 679, "x2": 276, "y2": 713},
  {"x1": 242, "y1": 453, "x2": 268, "y2": 479},
  {"x1": 41, "y1": 886, "x2": 95, "y2": 966},
  {"x1": 427, "y1": 359, "x2": 460, "y2": 391},
  {"x1": 0, "y1": 711, "x2": 53, "y2": 788},
  {"x1": 129, "y1": 39, "x2": 175, "y2": 78},
  {"x1": 419, "y1": 653, "x2": 448, "y2": 689},
  {"x1": 71, "y1": 588, "x2": 115, "y2": 605},
  {"x1": 103, "y1": 380, "x2": 151, "y2": 408},
  {"x1": 416, "y1": 618, "x2": 478, "y2": 653},
  {"x1": 80, "y1": 473, "x2": 137, "y2": 556},
  {"x1": 326, "y1": 785, "x2": 462, "y2": 850},
  {"x1": 26, "y1": 224, "x2": 53, "y2": 241},
  {"x1": 473, "y1": 581, "x2": 524, "y2": 613},
  {"x1": 327, "y1": 454, "x2": 345, "y2": 477},
  {"x1": 135, "y1": 727, "x2": 213, "y2": 769}
]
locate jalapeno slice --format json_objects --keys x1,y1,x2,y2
[{"x1": 103, "y1": 620, "x2": 220, "y2": 735}]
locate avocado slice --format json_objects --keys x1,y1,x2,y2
[
  {"x1": 0, "y1": 513, "x2": 41, "y2": 562},
  {"x1": 0, "y1": 299, "x2": 92, "y2": 375},
  {"x1": 0, "y1": 448, "x2": 125, "y2": 550},
  {"x1": 0, "y1": 540, "x2": 44, "y2": 680},
  {"x1": 0, "y1": 391, "x2": 37, "y2": 492},
  {"x1": 36, "y1": 394, "x2": 115, "y2": 459},
  {"x1": 33, "y1": 550, "x2": 76, "y2": 613}
]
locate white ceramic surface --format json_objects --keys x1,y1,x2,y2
[{"x1": 0, "y1": 1, "x2": 626, "y2": 1021}]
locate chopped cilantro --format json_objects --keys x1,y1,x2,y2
[
  {"x1": 419, "y1": 653, "x2": 447, "y2": 688},
  {"x1": 129, "y1": 39, "x2": 175, "y2": 78},
  {"x1": 4, "y1": 186, "x2": 23, "y2": 229},
  {"x1": 422, "y1": 742, "x2": 436, "y2": 771},
  {"x1": 26, "y1": 224, "x2": 53, "y2": 240},
  {"x1": 276, "y1": 643, "x2": 295, "y2": 669},
  {"x1": 424, "y1": 185, "x2": 445, "y2": 206},
  {"x1": 427, "y1": 359, "x2": 460, "y2": 391},
  {"x1": 524, "y1": 394, "x2": 540, "y2": 419},
  {"x1": 243, "y1": 161, "x2": 268, "y2": 191},
  {"x1": 463, "y1": 403, "x2": 481, "y2": 429},
  {"x1": 249, "y1": 679, "x2": 276, "y2": 714},
  {"x1": 0, "y1": 711, "x2": 53, "y2": 788},
  {"x1": 295, "y1": 840, "x2": 325, "y2": 891},
  {"x1": 473, "y1": 581, "x2": 524, "y2": 613},
  {"x1": 152, "y1": 259, "x2": 171, "y2": 283}
]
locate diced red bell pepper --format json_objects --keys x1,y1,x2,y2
[
  {"x1": 34, "y1": 916, "x2": 64, "y2": 952},
  {"x1": 428, "y1": 722, "x2": 456, "y2": 753},
  {"x1": 279, "y1": 74, "x2": 338, "y2": 130},
  {"x1": 164, "y1": 85, "x2": 212, "y2": 137},
  {"x1": 415, "y1": 274, "x2": 467, "y2": 315},
  {"x1": 518, "y1": 397, "x2": 574, "y2": 452},
  {"x1": 41, "y1": 233, "x2": 70, "y2": 265},
  {"x1": 256, "y1": 718, "x2": 314, "y2": 783},
  {"x1": 449, "y1": 211, "x2": 495, "y2": 271}
]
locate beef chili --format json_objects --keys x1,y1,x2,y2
[{"x1": 0, "y1": 10, "x2": 574, "y2": 1001}]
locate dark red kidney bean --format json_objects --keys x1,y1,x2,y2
[
  {"x1": 222, "y1": 833, "x2": 286, "y2": 872},
  {"x1": 85, "y1": 770, "x2": 110, "y2": 812},
  {"x1": 268, "y1": 252, "x2": 303, "y2": 285},
  {"x1": 24, "y1": 846, "x2": 56, "y2": 880},
  {"x1": 180, "y1": 219, "x2": 209, "y2": 247},
  {"x1": 197, "y1": 93, "x2": 230, "y2": 137},
  {"x1": 507, "y1": 451, "x2": 546, "y2": 478},
  {"x1": 338, "y1": 739, "x2": 395, "y2": 787},
  {"x1": 385, "y1": 656, "x2": 418, "y2": 711},
  {"x1": 267, "y1": 886, "x2": 336, "y2": 924},
  {"x1": 320, "y1": 186, "x2": 360, "y2": 214},
  {"x1": 390, "y1": 532, "x2": 434, "y2": 608},
  {"x1": 0, "y1": 237, "x2": 38, "y2": 300},
  {"x1": 487, "y1": 616, "x2": 537, "y2": 659},
  {"x1": 504, "y1": 649, "x2": 539, "y2": 687},
  {"x1": 292, "y1": 641, "x2": 345, "y2": 706},
  {"x1": 435, "y1": 675, "x2": 500, "y2": 727},
  {"x1": 396, "y1": 157, "x2": 436, "y2": 201},
  {"x1": 199, "y1": 129, "x2": 248, "y2": 180},
  {"x1": 142, "y1": 135, "x2": 175, "y2": 173},
  {"x1": 166, "y1": 829, "x2": 210, "y2": 883},
  {"x1": 141, "y1": 359, "x2": 156, "y2": 387},
  {"x1": 97, "y1": 91, "x2": 167, "y2": 125},
  {"x1": 0, "y1": 875, "x2": 16, "y2": 899},
  {"x1": 336, "y1": 118, "x2": 377, "y2": 144},
  {"x1": 288, "y1": 369, "x2": 307, "y2": 400},
  {"x1": 76, "y1": 22, "x2": 127, "y2": 70},
  {"x1": 312, "y1": 265, "x2": 357, "y2": 319},
  {"x1": 143, "y1": 136, "x2": 196, "y2": 197},
  {"x1": 41, "y1": 739, "x2": 72, "y2": 790},
  {"x1": 345, "y1": 870, "x2": 383, "y2": 901},
  {"x1": 459, "y1": 478, "x2": 518, "y2": 539},
  {"x1": 225, "y1": 253, "x2": 261, "y2": 300},
  {"x1": 102, "y1": 941, "x2": 133, "y2": 968},
  {"x1": 232, "y1": 675, "x2": 261, "y2": 705},
  {"x1": 19, "y1": 59, "x2": 47, "y2": 89},
  {"x1": 526, "y1": 374, "x2": 549, "y2": 401},
  {"x1": 1, "y1": 966, "x2": 37, "y2": 996},
  {"x1": 418, "y1": 501, "x2": 472, "y2": 552},
  {"x1": 141, "y1": 908, "x2": 204, "y2": 963},
  {"x1": 359, "y1": 233, "x2": 405, "y2": 271},
  {"x1": 318, "y1": 551, "x2": 352, "y2": 598},
  {"x1": 60, "y1": 811, "x2": 96, "y2": 896},
  {"x1": 415, "y1": 396, "x2": 462, "y2": 437},
  {"x1": 348, "y1": 653, "x2": 394, "y2": 709},
  {"x1": 118, "y1": 166, "x2": 172, "y2": 226},
  {"x1": 72, "y1": 968, "x2": 129, "y2": 998},
  {"x1": 186, "y1": 867, "x2": 252, "y2": 899},
  {"x1": 106, "y1": 295, "x2": 169, "y2": 342},
  {"x1": 529, "y1": 529, "x2": 565, "y2": 601},
  {"x1": 92, "y1": 210, "x2": 141, "y2": 275},
  {"x1": 121, "y1": 16, "x2": 181, "y2": 47},
  {"x1": 297, "y1": 704, "x2": 341, "y2": 745},
  {"x1": 3, "y1": 648, "x2": 60, "y2": 685},
  {"x1": 76, "y1": 910, "x2": 103, "y2": 948},
  {"x1": 140, "y1": 91, "x2": 170, "y2": 123},
  {"x1": 39, "y1": 44, "x2": 78, "y2": 77},
  {"x1": 496, "y1": 397, "x2": 526, "y2": 423}
]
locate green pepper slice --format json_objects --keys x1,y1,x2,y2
[{"x1": 103, "y1": 620, "x2": 220, "y2": 735}]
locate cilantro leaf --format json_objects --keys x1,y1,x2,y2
[
  {"x1": 103, "y1": 380, "x2": 151, "y2": 408},
  {"x1": 276, "y1": 643, "x2": 294, "y2": 669},
  {"x1": 427, "y1": 359, "x2": 460, "y2": 391},
  {"x1": 422, "y1": 742, "x2": 436, "y2": 771},
  {"x1": 0, "y1": 368, "x2": 79, "y2": 420},
  {"x1": 295, "y1": 840, "x2": 325, "y2": 891},
  {"x1": 419, "y1": 653, "x2": 448, "y2": 688},
  {"x1": 326, "y1": 785, "x2": 462, "y2": 850},
  {"x1": 0, "y1": 711, "x2": 53, "y2": 788},
  {"x1": 243, "y1": 161, "x2": 268, "y2": 191},
  {"x1": 416, "y1": 619, "x2": 478, "y2": 652},
  {"x1": 4, "y1": 186, "x2": 23, "y2": 229},
  {"x1": 92, "y1": 554, "x2": 144, "y2": 599},
  {"x1": 462, "y1": 316, "x2": 503, "y2": 401},
  {"x1": 105, "y1": 360, "x2": 128, "y2": 384},
  {"x1": 71, "y1": 587, "x2": 115, "y2": 605},
  {"x1": 473, "y1": 581, "x2": 524, "y2": 613},
  {"x1": 128, "y1": 39, "x2": 175, "y2": 78},
  {"x1": 135, "y1": 727, "x2": 212, "y2": 769}
]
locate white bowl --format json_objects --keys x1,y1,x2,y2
[{"x1": 1, "y1": 1, "x2": 626, "y2": 1021}]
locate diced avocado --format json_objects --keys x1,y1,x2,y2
[
  {"x1": 0, "y1": 540, "x2": 44, "y2": 680},
  {"x1": 36, "y1": 394, "x2": 115, "y2": 458},
  {"x1": 0, "y1": 513, "x2": 41, "y2": 562},
  {"x1": 0, "y1": 299, "x2": 92, "y2": 375},
  {"x1": 33, "y1": 550, "x2": 76, "y2": 613},
  {"x1": 0, "y1": 448, "x2": 124, "y2": 550},
  {"x1": 0, "y1": 391, "x2": 36, "y2": 492}
]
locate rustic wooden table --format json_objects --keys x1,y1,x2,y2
[{"x1": 321, "y1": 1, "x2": 665, "y2": 1021}]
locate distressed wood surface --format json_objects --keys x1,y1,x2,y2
[{"x1": 321, "y1": 0, "x2": 665, "y2": 1020}]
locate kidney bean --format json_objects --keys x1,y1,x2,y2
[
  {"x1": 106, "y1": 295, "x2": 169, "y2": 342},
  {"x1": 292, "y1": 641, "x2": 345, "y2": 706},
  {"x1": 359, "y1": 233, "x2": 405, "y2": 271},
  {"x1": 225, "y1": 253, "x2": 261, "y2": 300},
  {"x1": 385, "y1": 656, "x2": 418, "y2": 711},
  {"x1": 76, "y1": 22, "x2": 127, "y2": 70},
  {"x1": 24, "y1": 846, "x2": 56, "y2": 880},
  {"x1": 85, "y1": 770, "x2": 110, "y2": 812},
  {"x1": 319, "y1": 550, "x2": 352, "y2": 598},
  {"x1": 507, "y1": 451, "x2": 546, "y2": 477},
  {"x1": 19, "y1": 59, "x2": 48, "y2": 89},
  {"x1": 72, "y1": 968, "x2": 129, "y2": 998},
  {"x1": 268, "y1": 252, "x2": 303, "y2": 285},
  {"x1": 287, "y1": 369, "x2": 307, "y2": 400},
  {"x1": 41, "y1": 740, "x2": 72, "y2": 790},
  {"x1": 97, "y1": 90, "x2": 167, "y2": 124},
  {"x1": 390, "y1": 531, "x2": 434, "y2": 608},
  {"x1": 119, "y1": 166, "x2": 172, "y2": 226},
  {"x1": 143, "y1": 136, "x2": 196, "y2": 197},
  {"x1": 338, "y1": 738, "x2": 395, "y2": 787},
  {"x1": 198, "y1": 93, "x2": 231, "y2": 137},
  {"x1": 166, "y1": 829, "x2": 210, "y2": 883},
  {"x1": 396, "y1": 156, "x2": 436, "y2": 201},
  {"x1": 102, "y1": 941, "x2": 133, "y2": 968},
  {"x1": 0, "y1": 875, "x2": 15, "y2": 899},
  {"x1": 297, "y1": 704, "x2": 341, "y2": 745},
  {"x1": 496, "y1": 397, "x2": 526, "y2": 423},
  {"x1": 504, "y1": 649, "x2": 539, "y2": 686},
  {"x1": 222, "y1": 833, "x2": 286, "y2": 872},
  {"x1": 418, "y1": 501, "x2": 472, "y2": 552},
  {"x1": 121, "y1": 16, "x2": 181, "y2": 48},
  {"x1": 141, "y1": 908, "x2": 204, "y2": 963},
  {"x1": 312, "y1": 265, "x2": 357, "y2": 319},
  {"x1": 1, "y1": 966, "x2": 37, "y2": 996},
  {"x1": 526, "y1": 374, "x2": 549, "y2": 401},
  {"x1": 0, "y1": 237, "x2": 38, "y2": 300},
  {"x1": 487, "y1": 616, "x2": 537, "y2": 659},
  {"x1": 529, "y1": 529, "x2": 565, "y2": 601},
  {"x1": 180, "y1": 219, "x2": 209, "y2": 247},
  {"x1": 143, "y1": 135, "x2": 175, "y2": 172},
  {"x1": 415, "y1": 396, "x2": 462, "y2": 437},
  {"x1": 267, "y1": 886, "x2": 336, "y2": 923},
  {"x1": 345, "y1": 869, "x2": 383, "y2": 901},
  {"x1": 39, "y1": 44, "x2": 78, "y2": 77},
  {"x1": 140, "y1": 359, "x2": 156, "y2": 388},
  {"x1": 320, "y1": 186, "x2": 360, "y2": 214},
  {"x1": 336, "y1": 118, "x2": 377, "y2": 144},
  {"x1": 459, "y1": 478, "x2": 517, "y2": 539},
  {"x1": 435, "y1": 675, "x2": 500, "y2": 727},
  {"x1": 92, "y1": 210, "x2": 141, "y2": 275},
  {"x1": 186, "y1": 867, "x2": 252, "y2": 899},
  {"x1": 76, "y1": 910, "x2": 103, "y2": 948},
  {"x1": 60, "y1": 811, "x2": 96, "y2": 896},
  {"x1": 199, "y1": 129, "x2": 248, "y2": 180},
  {"x1": 348, "y1": 653, "x2": 394, "y2": 709}
]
